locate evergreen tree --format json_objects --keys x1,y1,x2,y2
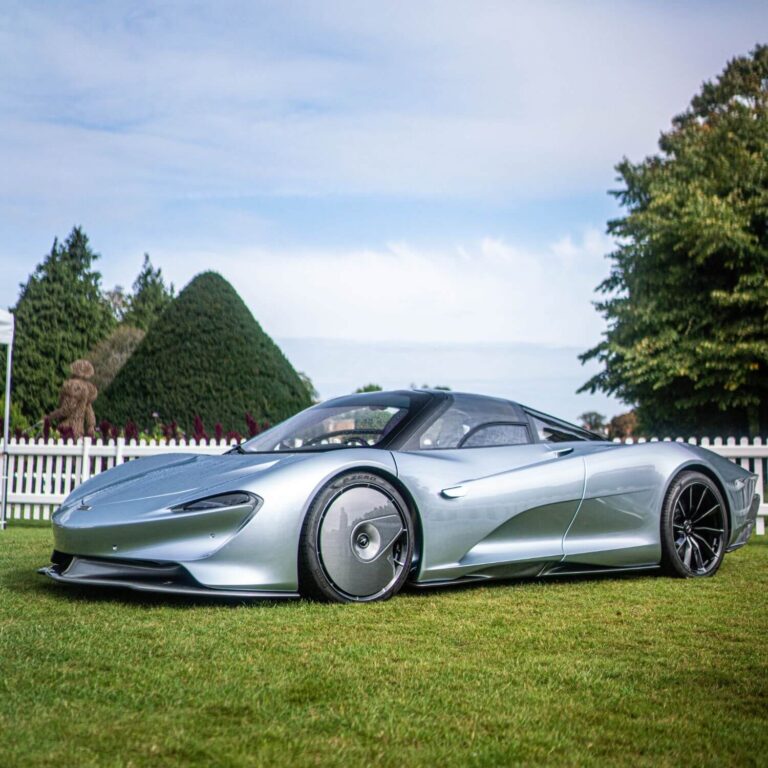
[
  {"x1": 97, "y1": 271, "x2": 310, "y2": 432},
  {"x1": 122, "y1": 254, "x2": 174, "y2": 331},
  {"x1": 88, "y1": 325, "x2": 146, "y2": 392},
  {"x1": 5, "y1": 227, "x2": 115, "y2": 420},
  {"x1": 580, "y1": 46, "x2": 768, "y2": 436},
  {"x1": 298, "y1": 371, "x2": 319, "y2": 402}
]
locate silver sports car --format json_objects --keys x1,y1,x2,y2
[{"x1": 40, "y1": 390, "x2": 760, "y2": 602}]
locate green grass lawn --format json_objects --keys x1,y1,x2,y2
[{"x1": 1, "y1": 527, "x2": 766, "y2": 767}]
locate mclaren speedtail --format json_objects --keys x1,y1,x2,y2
[{"x1": 40, "y1": 390, "x2": 760, "y2": 602}]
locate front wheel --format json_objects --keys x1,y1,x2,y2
[
  {"x1": 660, "y1": 471, "x2": 729, "y2": 578},
  {"x1": 299, "y1": 472, "x2": 415, "y2": 603}
]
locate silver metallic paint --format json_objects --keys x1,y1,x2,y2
[{"x1": 43, "y1": 417, "x2": 758, "y2": 597}]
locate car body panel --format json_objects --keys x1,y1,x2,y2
[{"x1": 393, "y1": 444, "x2": 585, "y2": 582}]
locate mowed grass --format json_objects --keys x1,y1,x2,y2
[{"x1": 0, "y1": 527, "x2": 766, "y2": 768}]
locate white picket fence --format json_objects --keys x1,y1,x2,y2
[
  {"x1": 0, "y1": 435, "x2": 766, "y2": 534},
  {"x1": 0, "y1": 437, "x2": 237, "y2": 524}
]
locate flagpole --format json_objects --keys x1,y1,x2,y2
[{"x1": 1, "y1": 333, "x2": 12, "y2": 530}]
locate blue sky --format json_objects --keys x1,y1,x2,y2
[{"x1": 1, "y1": 1, "x2": 766, "y2": 418}]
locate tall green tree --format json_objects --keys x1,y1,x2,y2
[
  {"x1": 580, "y1": 45, "x2": 768, "y2": 436},
  {"x1": 97, "y1": 271, "x2": 310, "y2": 432},
  {"x1": 5, "y1": 227, "x2": 115, "y2": 420},
  {"x1": 122, "y1": 254, "x2": 174, "y2": 331}
]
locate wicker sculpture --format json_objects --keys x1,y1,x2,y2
[{"x1": 45, "y1": 359, "x2": 98, "y2": 440}]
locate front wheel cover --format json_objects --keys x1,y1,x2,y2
[
  {"x1": 660, "y1": 471, "x2": 729, "y2": 578},
  {"x1": 299, "y1": 472, "x2": 415, "y2": 603}
]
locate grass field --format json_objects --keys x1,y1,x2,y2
[{"x1": 1, "y1": 526, "x2": 766, "y2": 767}]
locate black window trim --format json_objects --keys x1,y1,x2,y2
[
  {"x1": 523, "y1": 407, "x2": 605, "y2": 443},
  {"x1": 387, "y1": 391, "x2": 453, "y2": 450}
]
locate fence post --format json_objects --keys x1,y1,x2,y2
[
  {"x1": 115, "y1": 437, "x2": 125, "y2": 466},
  {"x1": 0, "y1": 436, "x2": 6, "y2": 530},
  {"x1": 80, "y1": 437, "x2": 92, "y2": 484}
]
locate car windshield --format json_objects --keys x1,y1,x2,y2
[{"x1": 240, "y1": 393, "x2": 421, "y2": 452}]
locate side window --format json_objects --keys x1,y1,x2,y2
[
  {"x1": 527, "y1": 412, "x2": 587, "y2": 443},
  {"x1": 408, "y1": 395, "x2": 531, "y2": 450},
  {"x1": 460, "y1": 423, "x2": 530, "y2": 448}
]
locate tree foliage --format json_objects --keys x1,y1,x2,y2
[
  {"x1": 580, "y1": 45, "x2": 768, "y2": 435},
  {"x1": 298, "y1": 371, "x2": 319, "y2": 402},
  {"x1": 88, "y1": 325, "x2": 146, "y2": 392},
  {"x1": 96, "y1": 271, "x2": 311, "y2": 432},
  {"x1": 577, "y1": 411, "x2": 606, "y2": 434},
  {"x1": 607, "y1": 412, "x2": 638, "y2": 440},
  {"x1": 0, "y1": 396, "x2": 30, "y2": 432},
  {"x1": 122, "y1": 254, "x2": 175, "y2": 331},
  {"x1": 4, "y1": 227, "x2": 115, "y2": 420},
  {"x1": 355, "y1": 383, "x2": 383, "y2": 393}
]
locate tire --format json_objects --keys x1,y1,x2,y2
[
  {"x1": 660, "y1": 471, "x2": 729, "y2": 578},
  {"x1": 299, "y1": 471, "x2": 415, "y2": 603}
]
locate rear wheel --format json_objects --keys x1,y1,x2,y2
[
  {"x1": 660, "y1": 471, "x2": 728, "y2": 577},
  {"x1": 299, "y1": 472, "x2": 414, "y2": 603}
]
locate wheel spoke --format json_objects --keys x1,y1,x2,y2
[
  {"x1": 691, "y1": 504, "x2": 720, "y2": 524},
  {"x1": 682, "y1": 539, "x2": 692, "y2": 568},
  {"x1": 689, "y1": 537, "x2": 705, "y2": 571},
  {"x1": 694, "y1": 486, "x2": 707, "y2": 515},
  {"x1": 691, "y1": 533, "x2": 717, "y2": 558},
  {"x1": 695, "y1": 525, "x2": 723, "y2": 534}
]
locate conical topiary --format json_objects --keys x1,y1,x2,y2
[{"x1": 96, "y1": 271, "x2": 311, "y2": 433}]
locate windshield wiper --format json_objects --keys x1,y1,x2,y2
[{"x1": 226, "y1": 443, "x2": 247, "y2": 454}]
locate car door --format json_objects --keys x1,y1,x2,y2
[
  {"x1": 393, "y1": 396, "x2": 585, "y2": 583},
  {"x1": 525, "y1": 409, "x2": 661, "y2": 568}
]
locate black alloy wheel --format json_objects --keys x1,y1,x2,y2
[{"x1": 660, "y1": 471, "x2": 728, "y2": 577}]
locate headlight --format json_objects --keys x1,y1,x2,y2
[{"x1": 171, "y1": 492, "x2": 260, "y2": 513}]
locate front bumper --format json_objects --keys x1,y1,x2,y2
[{"x1": 38, "y1": 552, "x2": 299, "y2": 599}]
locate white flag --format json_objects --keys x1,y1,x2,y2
[{"x1": 0, "y1": 309, "x2": 13, "y2": 346}]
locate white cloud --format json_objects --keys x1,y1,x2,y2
[
  {"x1": 141, "y1": 228, "x2": 614, "y2": 347},
  {"x1": 0, "y1": 0, "x2": 762, "y2": 349},
  {"x1": 1, "y1": 1, "x2": 764, "y2": 203}
]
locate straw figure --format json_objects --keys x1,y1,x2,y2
[{"x1": 45, "y1": 359, "x2": 98, "y2": 440}]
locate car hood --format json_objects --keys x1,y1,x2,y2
[{"x1": 54, "y1": 451, "x2": 311, "y2": 525}]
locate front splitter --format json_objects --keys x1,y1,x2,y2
[{"x1": 38, "y1": 566, "x2": 300, "y2": 600}]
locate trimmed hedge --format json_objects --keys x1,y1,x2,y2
[{"x1": 96, "y1": 271, "x2": 310, "y2": 432}]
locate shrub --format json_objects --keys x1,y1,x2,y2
[
  {"x1": 0, "y1": 397, "x2": 31, "y2": 434},
  {"x1": 96, "y1": 272, "x2": 311, "y2": 433},
  {"x1": 88, "y1": 325, "x2": 146, "y2": 392}
]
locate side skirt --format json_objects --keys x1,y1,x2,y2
[
  {"x1": 409, "y1": 562, "x2": 661, "y2": 588},
  {"x1": 540, "y1": 562, "x2": 661, "y2": 577}
]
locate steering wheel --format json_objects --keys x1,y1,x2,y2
[
  {"x1": 340, "y1": 436, "x2": 369, "y2": 447},
  {"x1": 302, "y1": 430, "x2": 379, "y2": 447}
]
